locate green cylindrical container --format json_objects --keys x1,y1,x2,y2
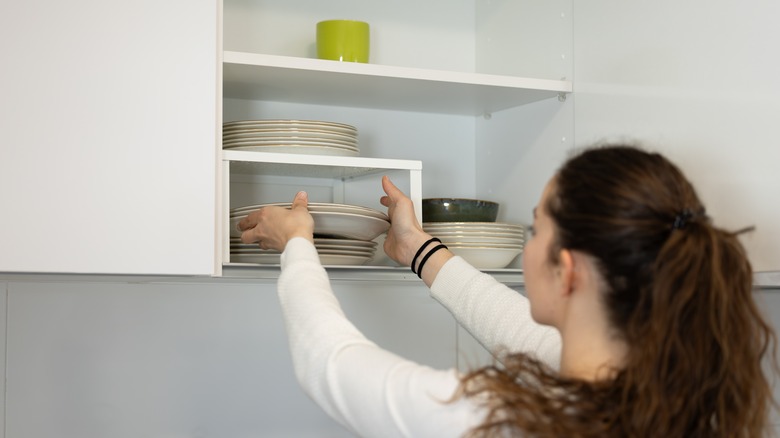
[{"x1": 316, "y1": 19, "x2": 370, "y2": 63}]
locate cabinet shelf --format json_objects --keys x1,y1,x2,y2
[
  {"x1": 222, "y1": 149, "x2": 421, "y2": 179},
  {"x1": 219, "y1": 150, "x2": 424, "y2": 274},
  {"x1": 222, "y1": 51, "x2": 572, "y2": 116}
]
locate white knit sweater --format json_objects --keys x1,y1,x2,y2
[{"x1": 277, "y1": 237, "x2": 562, "y2": 437}]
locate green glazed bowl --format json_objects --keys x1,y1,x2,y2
[
  {"x1": 422, "y1": 198, "x2": 499, "y2": 222},
  {"x1": 316, "y1": 20, "x2": 370, "y2": 63}
]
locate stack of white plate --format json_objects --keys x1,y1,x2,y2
[
  {"x1": 422, "y1": 222, "x2": 525, "y2": 269},
  {"x1": 223, "y1": 119, "x2": 359, "y2": 156},
  {"x1": 230, "y1": 202, "x2": 390, "y2": 265},
  {"x1": 230, "y1": 237, "x2": 378, "y2": 266}
]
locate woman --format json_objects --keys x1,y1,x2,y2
[{"x1": 238, "y1": 144, "x2": 776, "y2": 437}]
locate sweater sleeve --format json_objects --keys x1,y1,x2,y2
[
  {"x1": 277, "y1": 238, "x2": 487, "y2": 437},
  {"x1": 430, "y1": 256, "x2": 562, "y2": 369}
]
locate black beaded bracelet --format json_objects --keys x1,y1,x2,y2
[
  {"x1": 416, "y1": 244, "x2": 448, "y2": 279},
  {"x1": 411, "y1": 237, "x2": 442, "y2": 275}
]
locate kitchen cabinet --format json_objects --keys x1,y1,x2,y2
[
  {"x1": 0, "y1": 0, "x2": 218, "y2": 275},
  {"x1": 3, "y1": 0, "x2": 776, "y2": 280},
  {"x1": 218, "y1": 0, "x2": 574, "y2": 279},
  {"x1": 0, "y1": 0, "x2": 572, "y2": 279}
]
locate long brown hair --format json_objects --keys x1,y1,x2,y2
[{"x1": 458, "y1": 145, "x2": 777, "y2": 437}]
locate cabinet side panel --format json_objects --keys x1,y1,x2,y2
[
  {"x1": 0, "y1": 0, "x2": 218, "y2": 274},
  {"x1": 572, "y1": 0, "x2": 780, "y2": 270}
]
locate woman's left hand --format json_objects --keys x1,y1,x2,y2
[{"x1": 237, "y1": 191, "x2": 315, "y2": 251}]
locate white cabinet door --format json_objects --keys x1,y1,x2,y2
[{"x1": 0, "y1": 1, "x2": 217, "y2": 275}]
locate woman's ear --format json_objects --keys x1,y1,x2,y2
[{"x1": 558, "y1": 248, "x2": 575, "y2": 297}]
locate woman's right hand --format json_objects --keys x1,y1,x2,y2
[
  {"x1": 237, "y1": 191, "x2": 314, "y2": 251},
  {"x1": 379, "y1": 176, "x2": 434, "y2": 268}
]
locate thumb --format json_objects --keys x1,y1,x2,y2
[
  {"x1": 381, "y1": 175, "x2": 404, "y2": 201},
  {"x1": 291, "y1": 191, "x2": 309, "y2": 210}
]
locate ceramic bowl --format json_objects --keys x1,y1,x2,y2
[
  {"x1": 422, "y1": 198, "x2": 499, "y2": 222},
  {"x1": 447, "y1": 246, "x2": 522, "y2": 269}
]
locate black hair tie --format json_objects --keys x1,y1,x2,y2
[
  {"x1": 672, "y1": 209, "x2": 695, "y2": 230},
  {"x1": 415, "y1": 244, "x2": 448, "y2": 279},
  {"x1": 411, "y1": 237, "x2": 441, "y2": 275}
]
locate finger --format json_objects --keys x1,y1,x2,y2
[
  {"x1": 237, "y1": 215, "x2": 255, "y2": 232},
  {"x1": 291, "y1": 190, "x2": 309, "y2": 211},
  {"x1": 382, "y1": 176, "x2": 410, "y2": 210},
  {"x1": 240, "y1": 228, "x2": 257, "y2": 244},
  {"x1": 381, "y1": 175, "x2": 403, "y2": 200}
]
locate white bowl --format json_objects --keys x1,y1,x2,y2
[
  {"x1": 448, "y1": 246, "x2": 523, "y2": 269},
  {"x1": 231, "y1": 211, "x2": 389, "y2": 240}
]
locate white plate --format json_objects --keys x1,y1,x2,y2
[
  {"x1": 224, "y1": 145, "x2": 360, "y2": 157},
  {"x1": 231, "y1": 247, "x2": 374, "y2": 257},
  {"x1": 423, "y1": 222, "x2": 524, "y2": 231},
  {"x1": 430, "y1": 228, "x2": 523, "y2": 236},
  {"x1": 449, "y1": 246, "x2": 523, "y2": 269},
  {"x1": 231, "y1": 202, "x2": 387, "y2": 221},
  {"x1": 223, "y1": 129, "x2": 357, "y2": 143},
  {"x1": 321, "y1": 248, "x2": 375, "y2": 257},
  {"x1": 314, "y1": 237, "x2": 378, "y2": 248},
  {"x1": 437, "y1": 235, "x2": 524, "y2": 245},
  {"x1": 320, "y1": 254, "x2": 372, "y2": 265},
  {"x1": 231, "y1": 237, "x2": 378, "y2": 248},
  {"x1": 230, "y1": 211, "x2": 389, "y2": 240},
  {"x1": 312, "y1": 211, "x2": 389, "y2": 240},
  {"x1": 445, "y1": 242, "x2": 524, "y2": 249},
  {"x1": 312, "y1": 244, "x2": 375, "y2": 254},
  {"x1": 223, "y1": 137, "x2": 358, "y2": 149},
  {"x1": 230, "y1": 242, "x2": 375, "y2": 252},
  {"x1": 425, "y1": 228, "x2": 524, "y2": 236},
  {"x1": 223, "y1": 120, "x2": 357, "y2": 135},
  {"x1": 224, "y1": 118, "x2": 357, "y2": 128},
  {"x1": 426, "y1": 230, "x2": 524, "y2": 238}
]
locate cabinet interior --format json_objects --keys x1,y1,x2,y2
[{"x1": 219, "y1": 0, "x2": 575, "y2": 275}]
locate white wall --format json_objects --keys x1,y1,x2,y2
[
  {"x1": 572, "y1": 3, "x2": 780, "y2": 427},
  {"x1": 572, "y1": 0, "x2": 780, "y2": 271}
]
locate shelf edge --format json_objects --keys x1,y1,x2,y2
[
  {"x1": 223, "y1": 51, "x2": 572, "y2": 94},
  {"x1": 222, "y1": 149, "x2": 423, "y2": 170}
]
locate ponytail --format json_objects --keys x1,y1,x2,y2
[{"x1": 622, "y1": 221, "x2": 775, "y2": 436}]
